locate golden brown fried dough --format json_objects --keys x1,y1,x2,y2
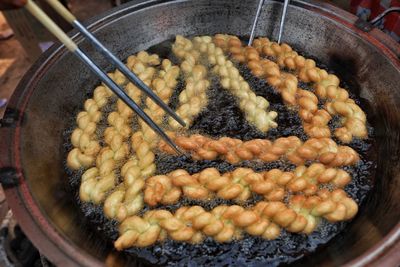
[
  {"x1": 115, "y1": 189, "x2": 357, "y2": 249},
  {"x1": 193, "y1": 36, "x2": 278, "y2": 132},
  {"x1": 67, "y1": 36, "x2": 366, "y2": 252},
  {"x1": 169, "y1": 35, "x2": 210, "y2": 129},
  {"x1": 79, "y1": 52, "x2": 161, "y2": 205},
  {"x1": 67, "y1": 85, "x2": 113, "y2": 170},
  {"x1": 290, "y1": 189, "x2": 358, "y2": 222},
  {"x1": 104, "y1": 57, "x2": 179, "y2": 221},
  {"x1": 159, "y1": 133, "x2": 359, "y2": 166},
  {"x1": 143, "y1": 165, "x2": 351, "y2": 205},
  {"x1": 213, "y1": 34, "x2": 331, "y2": 139},
  {"x1": 253, "y1": 37, "x2": 367, "y2": 142}
]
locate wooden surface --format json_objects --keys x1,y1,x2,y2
[
  {"x1": 0, "y1": 0, "x2": 113, "y2": 119},
  {"x1": 0, "y1": 12, "x2": 31, "y2": 119}
]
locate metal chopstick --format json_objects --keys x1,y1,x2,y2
[
  {"x1": 277, "y1": 0, "x2": 290, "y2": 44},
  {"x1": 24, "y1": 0, "x2": 183, "y2": 154},
  {"x1": 248, "y1": 0, "x2": 265, "y2": 46},
  {"x1": 44, "y1": 0, "x2": 185, "y2": 128}
]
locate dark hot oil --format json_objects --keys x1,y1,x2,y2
[{"x1": 64, "y1": 37, "x2": 376, "y2": 267}]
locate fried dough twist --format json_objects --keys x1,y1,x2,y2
[
  {"x1": 169, "y1": 35, "x2": 210, "y2": 129},
  {"x1": 115, "y1": 188, "x2": 357, "y2": 249},
  {"x1": 144, "y1": 164, "x2": 351, "y2": 205},
  {"x1": 160, "y1": 133, "x2": 360, "y2": 167},
  {"x1": 213, "y1": 34, "x2": 331, "y2": 138},
  {"x1": 291, "y1": 163, "x2": 351, "y2": 194},
  {"x1": 122, "y1": 52, "x2": 161, "y2": 104},
  {"x1": 253, "y1": 37, "x2": 367, "y2": 143},
  {"x1": 79, "y1": 128, "x2": 130, "y2": 204},
  {"x1": 80, "y1": 54, "x2": 159, "y2": 204},
  {"x1": 139, "y1": 59, "x2": 180, "y2": 150},
  {"x1": 214, "y1": 34, "x2": 296, "y2": 106},
  {"x1": 67, "y1": 85, "x2": 113, "y2": 170},
  {"x1": 79, "y1": 131, "x2": 130, "y2": 204},
  {"x1": 193, "y1": 36, "x2": 278, "y2": 132},
  {"x1": 67, "y1": 36, "x2": 366, "y2": 252},
  {"x1": 104, "y1": 58, "x2": 180, "y2": 221},
  {"x1": 104, "y1": 158, "x2": 145, "y2": 221},
  {"x1": 114, "y1": 204, "x2": 277, "y2": 249},
  {"x1": 107, "y1": 55, "x2": 157, "y2": 141},
  {"x1": 134, "y1": 58, "x2": 180, "y2": 177},
  {"x1": 290, "y1": 189, "x2": 358, "y2": 222}
]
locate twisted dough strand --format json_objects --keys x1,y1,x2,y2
[
  {"x1": 104, "y1": 57, "x2": 180, "y2": 221},
  {"x1": 79, "y1": 131, "x2": 130, "y2": 204},
  {"x1": 105, "y1": 55, "x2": 156, "y2": 143},
  {"x1": 104, "y1": 158, "x2": 145, "y2": 221},
  {"x1": 253, "y1": 37, "x2": 367, "y2": 143},
  {"x1": 103, "y1": 56, "x2": 158, "y2": 220},
  {"x1": 122, "y1": 52, "x2": 160, "y2": 105},
  {"x1": 213, "y1": 34, "x2": 331, "y2": 138},
  {"x1": 144, "y1": 164, "x2": 351, "y2": 206},
  {"x1": 291, "y1": 163, "x2": 351, "y2": 194},
  {"x1": 133, "y1": 58, "x2": 180, "y2": 177},
  {"x1": 67, "y1": 85, "x2": 113, "y2": 170},
  {"x1": 115, "y1": 188, "x2": 357, "y2": 249},
  {"x1": 159, "y1": 133, "x2": 360, "y2": 167},
  {"x1": 193, "y1": 36, "x2": 278, "y2": 132},
  {"x1": 114, "y1": 204, "x2": 277, "y2": 249},
  {"x1": 80, "y1": 53, "x2": 159, "y2": 205},
  {"x1": 119, "y1": 51, "x2": 162, "y2": 119},
  {"x1": 169, "y1": 35, "x2": 210, "y2": 129},
  {"x1": 290, "y1": 188, "x2": 358, "y2": 222},
  {"x1": 214, "y1": 34, "x2": 296, "y2": 106},
  {"x1": 139, "y1": 59, "x2": 180, "y2": 148},
  {"x1": 67, "y1": 62, "x2": 136, "y2": 173},
  {"x1": 66, "y1": 36, "x2": 366, "y2": 252}
]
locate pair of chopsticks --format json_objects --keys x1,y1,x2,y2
[
  {"x1": 248, "y1": 0, "x2": 290, "y2": 46},
  {"x1": 24, "y1": 0, "x2": 184, "y2": 154}
]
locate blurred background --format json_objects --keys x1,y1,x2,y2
[{"x1": 0, "y1": 0, "x2": 398, "y2": 266}]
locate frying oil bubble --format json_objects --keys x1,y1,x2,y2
[{"x1": 63, "y1": 38, "x2": 376, "y2": 266}]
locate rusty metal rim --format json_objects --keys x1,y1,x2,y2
[{"x1": 0, "y1": 0, "x2": 399, "y2": 266}]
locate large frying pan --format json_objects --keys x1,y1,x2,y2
[{"x1": 0, "y1": 0, "x2": 399, "y2": 266}]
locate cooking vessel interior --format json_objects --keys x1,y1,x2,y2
[{"x1": 3, "y1": 0, "x2": 400, "y2": 266}]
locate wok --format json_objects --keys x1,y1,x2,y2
[{"x1": 0, "y1": 0, "x2": 399, "y2": 266}]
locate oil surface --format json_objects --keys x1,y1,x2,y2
[{"x1": 64, "y1": 37, "x2": 376, "y2": 267}]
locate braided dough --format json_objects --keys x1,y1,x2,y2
[
  {"x1": 104, "y1": 56, "x2": 180, "y2": 221},
  {"x1": 214, "y1": 34, "x2": 332, "y2": 139},
  {"x1": 144, "y1": 164, "x2": 351, "y2": 205},
  {"x1": 67, "y1": 85, "x2": 113, "y2": 170},
  {"x1": 169, "y1": 36, "x2": 210, "y2": 129},
  {"x1": 79, "y1": 54, "x2": 159, "y2": 204},
  {"x1": 114, "y1": 188, "x2": 357, "y2": 249},
  {"x1": 193, "y1": 36, "x2": 278, "y2": 132},
  {"x1": 253, "y1": 37, "x2": 368, "y2": 143},
  {"x1": 159, "y1": 133, "x2": 360, "y2": 167},
  {"x1": 66, "y1": 35, "x2": 369, "y2": 251}
]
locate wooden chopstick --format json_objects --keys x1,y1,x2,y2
[{"x1": 24, "y1": 0, "x2": 184, "y2": 154}]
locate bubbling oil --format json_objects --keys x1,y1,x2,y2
[{"x1": 64, "y1": 37, "x2": 376, "y2": 266}]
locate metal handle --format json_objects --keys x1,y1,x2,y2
[
  {"x1": 370, "y1": 7, "x2": 400, "y2": 25},
  {"x1": 248, "y1": 0, "x2": 265, "y2": 46},
  {"x1": 277, "y1": 0, "x2": 290, "y2": 44},
  {"x1": 355, "y1": 7, "x2": 400, "y2": 32}
]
